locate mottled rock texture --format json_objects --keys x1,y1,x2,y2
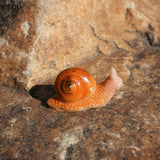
[
  {"x1": 1, "y1": 1, "x2": 160, "y2": 159},
  {"x1": 0, "y1": 0, "x2": 160, "y2": 90},
  {"x1": 0, "y1": 47, "x2": 160, "y2": 159}
]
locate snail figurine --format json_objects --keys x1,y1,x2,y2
[{"x1": 47, "y1": 67, "x2": 123, "y2": 112}]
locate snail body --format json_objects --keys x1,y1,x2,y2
[{"x1": 47, "y1": 67, "x2": 123, "y2": 112}]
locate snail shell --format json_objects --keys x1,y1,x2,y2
[
  {"x1": 47, "y1": 67, "x2": 123, "y2": 112},
  {"x1": 55, "y1": 68, "x2": 96, "y2": 102}
]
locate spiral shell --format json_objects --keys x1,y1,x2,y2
[{"x1": 55, "y1": 67, "x2": 96, "y2": 102}]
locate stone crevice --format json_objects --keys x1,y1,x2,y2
[{"x1": 90, "y1": 25, "x2": 125, "y2": 55}]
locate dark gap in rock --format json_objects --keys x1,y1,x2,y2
[
  {"x1": 144, "y1": 32, "x2": 154, "y2": 46},
  {"x1": 66, "y1": 145, "x2": 74, "y2": 159}
]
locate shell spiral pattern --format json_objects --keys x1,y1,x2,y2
[{"x1": 54, "y1": 68, "x2": 96, "y2": 102}]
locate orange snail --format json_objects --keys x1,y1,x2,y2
[{"x1": 47, "y1": 67, "x2": 123, "y2": 112}]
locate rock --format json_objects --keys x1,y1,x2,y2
[
  {"x1": 0, "y1": 47, "x2": 160, "y2": 159},
  {"x1": 0, "y1": 0, "x2": 160, "y2": 90}
]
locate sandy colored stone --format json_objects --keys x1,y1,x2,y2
[
  {"x1": 0, "y1": 47, "x2": 160, "y2": 159},
  {"x1": 0, "y1": 0, "x2": 160, "y2": 90}
]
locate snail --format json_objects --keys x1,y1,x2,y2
[{"x1": 47, "y1": 67, "x2": 123, "y2": 112}]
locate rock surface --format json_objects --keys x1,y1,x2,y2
[
  {"x1": 0, "y1": 0, "x2": 160, "y2": 90},
  {"x1": 0, "y1": 47, "x2": 160, "y2": 159},
  {"x1": 0, "y1": 1, "x2": 160, "y2": 159}
]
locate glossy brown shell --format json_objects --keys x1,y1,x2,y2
[{"x1": 55, "y1": 67, "x2": 96, "y2": 102}]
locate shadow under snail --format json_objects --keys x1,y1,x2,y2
[{"x1": 47, "y1": 67, "x2": 123, "y2": 112}]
